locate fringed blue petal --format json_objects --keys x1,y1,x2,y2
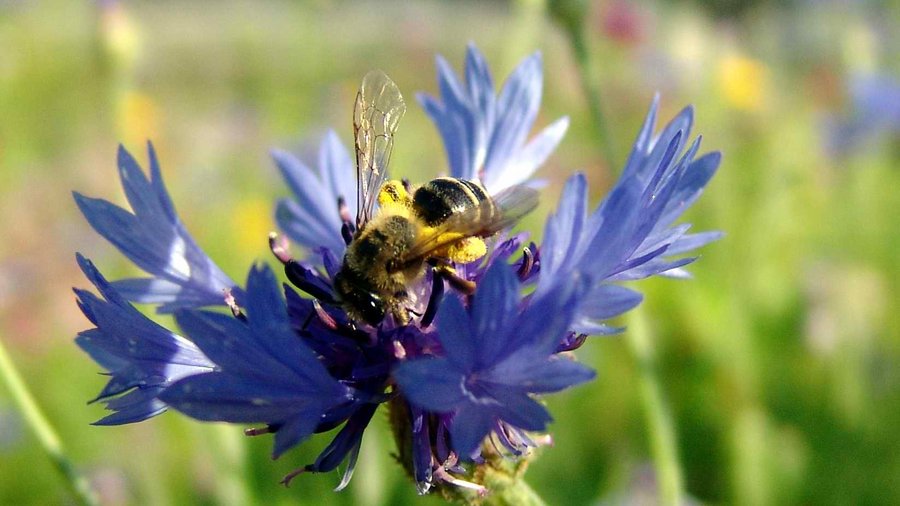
[
  {"x1": 74, "y1": 254, "x2": 214, "y2": 425},
  {"x1": 74, "y1": 143, "x2": 239, "y2": 313}
]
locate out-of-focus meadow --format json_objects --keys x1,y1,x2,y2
[{"x1": 1, "y1": 0, "x2": 899, "y2": 504}]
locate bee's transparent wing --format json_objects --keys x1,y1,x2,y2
[
  {"x1": 400, "y1": 184, "x2": 539, "y2": 266},
  {"x1": 354, "y1": 70, "x2": 407, "y2": 229}
]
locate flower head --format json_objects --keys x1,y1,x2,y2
[{"x1": 73, "y1": 45, "x2": 720, "y2": 496}]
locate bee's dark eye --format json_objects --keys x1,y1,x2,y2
[
  {"x1": 359, "y1": 292, "x2": 385, "y2": 325},
  {"x1": 334, "y1": 271, "x2": 386, "y2": 325}
]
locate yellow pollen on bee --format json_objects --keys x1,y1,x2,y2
[
  {"x1": 378, "y1": 180, "x2": 412, "y2": 208},
  {"x1": 442, "y1": 235, "x2": 488, "y2": 264}
]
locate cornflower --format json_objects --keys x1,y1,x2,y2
[{"x1": 73, "y1": 44, "x2": 720, "y2": 498}]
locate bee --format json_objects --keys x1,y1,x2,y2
[{"x1": 333, "y1": 70, "x2": 538, "y2": 326}]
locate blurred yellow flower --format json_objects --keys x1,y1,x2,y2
[
  {"x1": 100, "y1": 0, "x2": 140, "y2": 69},
  {"x1": 717, "y1": 54, "x2": 768, "y2": 112},
  {"x1": 119, "y1": 91, "x2": 161, "y2": 147},
  {"x1": 232, "y1": 197, "x2": 273, "y2": 258}
]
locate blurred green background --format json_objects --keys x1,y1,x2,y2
[{"x1": 1, "y1": 0, "x2": 899, "y2": 504}]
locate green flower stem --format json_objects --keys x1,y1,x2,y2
[
  {"x1": 0, "y1": 336, "x2": 99, "y2": 506},
  {"x1": 626, "y1": 308, "x2": 683, "y2": 506},
  {"x1": 480, "y1": 465, "x2": 547, "y2": 506}
]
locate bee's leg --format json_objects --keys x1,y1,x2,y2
[
  {"x1": 445, "y1": 236, "x2": 487, "y2": 264},
  {"x1": 390, "y1": 294, "x2": 412, "y2": 326},
  {"x1": 419, "y1": 265, "x2": 445, "y2": 327},
  {"x1": 306, "y1": 299, "x2": 379, "y2": 345},
  {"x1": 432, "y1": 263, "x2": 476, "y2": 295},
  {"x1": 421, "y1": 263, "x2": 480, "y2": 326}
]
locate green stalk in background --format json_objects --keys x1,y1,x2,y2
[
  {"x1": 549, "y1": 0, "x2": 618, "y2": 170},
  {"x1": 552, "y1": 3, "x2": 685, "y2": 502},
  {"x1": 0, "y1": 336, "x2": 100, "y2": 506},
  {"x1": 627, "y1": 309, "x2": 684, "y2": 506},
  {"x1": 505, "y1": 0, "x2": 548, "y2": 71},
  {"x1": 207, "y1": 424, "x2": 255, "y2": 506}
]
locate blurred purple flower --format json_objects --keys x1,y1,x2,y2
[{"x1": 825, "y1": 73, "x2": 900, "y2": 155}]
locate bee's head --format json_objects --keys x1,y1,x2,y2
[{"x1": 334, "y1": 271, "x2": 386, "y2": 325}]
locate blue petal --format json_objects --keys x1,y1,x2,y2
[
  {"x1": 656, "y1": 152, "x2": 721, "y2": 229},
  {"x1": 576, "y1": 284, "x2": 643, "y2": 321},
  {"x1": 272, "y1": 142, "x2": 349, "y2": 256},
  {"x1": 110, "y1": 278, "x2": 229, "y2": 313},
  {"x1": 74, "y1": 254, "x2": 214, "y2": 425},
  {"x1": 611, "y1": 256, "x2": 698, "y2": 281},
  {"x1": 276, "y1": 199, "x2": 343, "y2": 255},
  {"x1": 319, "y1": 130, "x2": 357, "y2": 218},
  {"x1": 495, "y1": 272, "x2": 584, "y2": 362},
  {"x1": 471, "y1": 262, "x2": 519, "y2": 368},
  {"x1": 90, "y1": 389, "x2": 168, "y2": 426},
  {"x1": 74, "y1": 143, "x2": 238, "y2": 313},
  {"x1": 450, "y1": 403, "x2": 495, "y2": 458},
  {"x1": 420, "y1": 45, "x2": 566, "y2": 193},
  {"x1": 242, "y1": 265, "x2": 342, "y2": 388},
  {"x1": 464, "y1": 44, "x2": 496, "y2": 170},
  {"x1": 408, "y1": 403, "x2": 434, "y2": 490},
  {"x1": 418, "y1": 92, "x2": 470, "y2": 180},
  {"x1": 160, "y1": 373, "x2": 329, "y2": 423},
  {"x1": 491, "y1": 357, "x2": 595, "y2": 394},
  {"x1": 174, "y1": 266, "x2": 347, "y2": 399},
  {"x1": 272, "y1": 410, "x2": 325, "y2": 459},
  {"x1": 244, "y1": 263, "x2": 290, "y2": 329},
  {"x1": 666, "y1": 231, "x2": 723, "y2": 256},
  {"x1": 304, "y1": 402, "x2": 377, "y2": 484},
  {"x1": 633, "y1": 106, "x2": 693, "y2": 183},
  {"x1": 621, "y1": 94, "x2": 660, "y2": 179},
  {"x1": 394, "y1": 358, "x2": 466, "y2": 412},
  {"x1": 482, "y1": 53, "x2": 543, "y2": 184},
  {"x1": 434, "y1": 294, "x2": 476, "y2": 372},
  {"x1": 582, "y1": 177, "x2": 644, "y2": 279},
  {"x1": 174, "y1": 310, "x2": 301, "y2": 386},
  {"x1": 537, "y1": 172, "x2": 587, "y2": 285},
  {"x1": 490, "y1": 116, "x2": 569, "y2": 191},
  {"x1": 489, "y1": 388, "x2": 553, "y2": 431}
]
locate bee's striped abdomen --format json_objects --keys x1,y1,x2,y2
[{"x1": 412, "y1": 177, "x2": 495, "y2": 226}]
